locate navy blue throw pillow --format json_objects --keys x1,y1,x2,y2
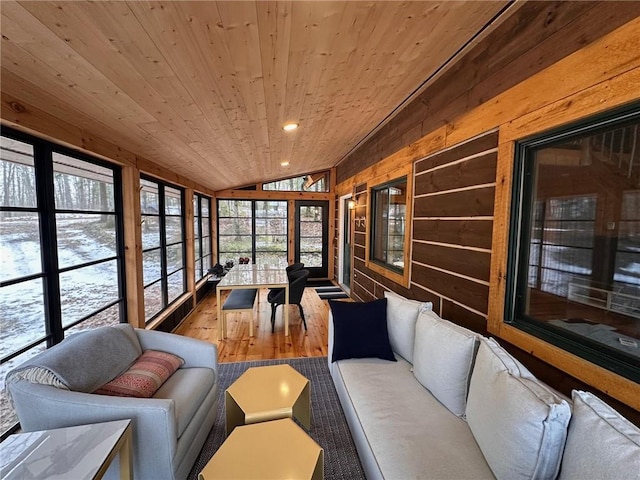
[{"x1": 329, "y1": 298, "x2": 396, "y2": 363}]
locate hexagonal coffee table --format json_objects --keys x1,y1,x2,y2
[
  {"x1": 225, "y1": 364, "x2": 310, "y2": 435},
  {"x1": 198, "y1": 418, "x2": 323, "y2": 480}
]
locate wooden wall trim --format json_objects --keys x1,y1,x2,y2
[
  {"x1": 184, "y1": 188, "x2": 196, "y2": 309},
  {"x1": 121, "y1": 165, "x2": 145, "y2": 328},
  {"x1": 1, "y1": 94, "x2": 217, "y2": 197},
  {"x1": 215, "y1": 189, "x2": 333, "y2": 201}
]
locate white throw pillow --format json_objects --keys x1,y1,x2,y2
[
  {"x1": 412, "y1": 309, "x2": 479, "y2": 417},
  {"x1": 384, "y1": 291, "x2": 432, "y2": 363},
  {"x1": 559, "y1": 390, "x2": 640, "y2": 480},
  {"x1": 466, "y1": 339, "x2": 571, "y2": 480}
]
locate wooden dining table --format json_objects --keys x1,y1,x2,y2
[{"x1": 216, "y1": 264, "x2": 290, "y2": 339}]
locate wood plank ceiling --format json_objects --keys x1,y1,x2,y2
[{"x1": 1, "y1": 1, "x2": 511, "y2": 191}]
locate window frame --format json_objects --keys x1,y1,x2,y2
[
  {"x1": 0, "y1": 127, "x2": 126, "y2": 439},
  {"x1": 217, "y1": 199, "x2": 288, "y2": 265},
  {"x1": 365, "y1": 173, "x2": 412, "y2": 287},
  {"x1": 140, "y1": 175, "x2": 186, "y2": 322},
  {"x1": 505, "y1": 104, "x2": 640, "y2": 383},
  {"x1": 194, "y1": 193, "x2": 212, "y2": 281}
]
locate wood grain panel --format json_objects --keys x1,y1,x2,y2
[
  {"x1": 353, "y1": 232, "x2": 366, "y2": 248},
  {"x1": 337, "y1": 2, "x2": 639, "y2": 182},
  {"x1": 352, "y1": 282, "x2": 376, "y2": 302},
  {"x1": 412, "y1": 263, "x2": 489, "y2": 314},
  {"x1": 441, "y1": 299, "x2": 489, "y2": 336},
  {"x1": 415, "y1": 133, "x2": 498, "y2": 174},
  {"x1": 414, "y1": 151, "x2": 497, "y2": 196},
  {"x1": 413, "y1": 187, "x2": 495, "y2": 218},
  {"x1": 412, "y1": 242, "x2": 491, "y2": 282},
  {"x1": 413, "y1": 219, "x2": 493, "y2": 250}
]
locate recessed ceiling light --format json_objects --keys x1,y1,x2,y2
[
  {"x1": 280, "y1": 161, "x2": 290, "y2": 167},
  {"x1": 283, "y1": 123, "x2": 298, "y2": 132}
]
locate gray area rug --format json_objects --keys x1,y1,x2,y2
[{"x1": 187, "y1": 356, "x2": 366, "y2": 480}]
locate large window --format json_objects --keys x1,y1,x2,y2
[
  {"x1": 218, "y1": 200, "x2": 288, "y2": 265},
  {"x1": 141, "y1": 177, "x2": 185, "y2": 322},
  {"x1": 370, "y1": 178, "x2": 408, "y2": 273},
  {"x1": 508, "y1": 105, "x2": 640, "y2": 382},
  {"x1": 0, "y1": 129, "x2": 125, "y2": 438},
  {"x1": 262, "y1": 172, "x2": 329, "y2": 192},
  {"x1": 194, "y1": 193, "x2": 212, "y2": 281}
]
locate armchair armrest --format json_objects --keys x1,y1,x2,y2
[{"x1": 135, "y1": 329, "x2": 218, "y2": 372}]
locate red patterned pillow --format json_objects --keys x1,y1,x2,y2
[{"x1": 94, "y1": 350, "x2": 184, "y2": 398}]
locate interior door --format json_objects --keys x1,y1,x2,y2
[
  {"x1": 339, "y1": 196, "x2": 352, "y2": 292},
  {"x1": 295, "y1": 200, "x2": 329, "y2": 278}
]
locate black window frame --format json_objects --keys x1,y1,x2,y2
[
  {"x1": 217, "y1": 199, "x2": 288, "y2": 265},
  {"x1": 506, "y1": 102, "x2": 640, "y2": 383},
  {"x1": 140, "y1": 175, "x2": 186, "y2": 322},
  {"x1": 194, "y1": 193, "x2": 212, "y2": 281},
  {"x1": 369, "y1": 177, "x2": 408, "y2": 274},
  {"x1": 1, "y1": 127, "x2": 126, "y2": 439}
]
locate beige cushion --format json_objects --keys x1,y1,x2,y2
[
  {"x1": 384, "y1": 290, "x2": 432, "y2": 363},
  {"x1": 466, "y1": 339, "x2": 571, "y2": 480},
  {"x1": 559, "y1": 390, "x2": 640, "y2": 480},
  {"x1": 412, "y1": 309, "x2": 479, "y2": 417}
]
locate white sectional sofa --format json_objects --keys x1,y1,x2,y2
[{"x1": 328, "y1": 291, "x2": 640, "y2": 480}]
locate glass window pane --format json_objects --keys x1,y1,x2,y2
[
  {"x1": 201, "y1": 198, "x2": 210, "y2": 217},
  {"x1": 219, "y1": 218, "x2": 251, "y2": 235},
  {"x1": 0, "y1": 279, "x2": 46, "y2": 359},
  {"x1": 511, "y1": 116, "x2": 640, "y2": 381},
  {"x1": 56, "y1": 213, "x2": 117, "y2": 269},
  {"x1": 0, "y1": 137, "x2": 36, "y2": 208},
  {"x1": 167, "y1": 269, "x2": 184, "y2": 303},
  {"x1": 195, "y1": 259, "x2": 203, "y2": 280},
  {"x1": 194, "y1": 238, "x2": 201, "y2": 260},
  {"x1": 144, "y1": 282, "x2": 163, "y2": 321},
  {"x1": 300, "y1": 221, "x2": 321, "y2": 237},
  {"x1": 300, "y1": 252, "x2": 322, "y2": 268},
  {"x1": 203, "y1": 237, "x2": 211, "y2": 256},
  {"x1": 255, "y1": 251, "x2": 288, "y2": 266},
  {"x1": 255, "y1": 201, "x2": 287, "y2": 217},
  {"x1": 0, "y1": 212, "x2": 42, "y2": 283},
  {"x1": 262, "y1": 173, "x2": 329, "y2": 192},
  {"x1": 202, "y1": 254, "x2": 212, "y2": 271},
  {"x1": 218, "y1": 200, "x2": 252, "y2": 217},
  {"x1": 166, "y1": 243, "x2": 184, "y2": 273},
  {"x1": 194, "y1": 216, "x2": 201, "y2": 240},
  {"x1": 165, "y1": 187, "x2": 182, "y2": 215},
  {"x1": 300, "y1": 238, "x2": 323, "y2": 253},
  {"x1": 219, "y1": 236, "x2": 252, "y2": 253},
  {"x1": 256, "y1": 235, "x2": 287, "y2": 252},
  {"x1": 371, "y1": 179, "x2": 406, "y2": 270},
  {"x1": 142, "y1": 215, "x2": 161, "y2": 250},
  {"x1": 143, "y1": 249, "x2": 162, "y2": 285},
  {"x1": 140, "y1": 180, "x2": 159, "y2": 215},
  {"x1": 65, "y1": 303, "x2": 121, "y2": 333},
  {"x1": 255, "y1": 218, "x2": 287, "y2": 235},
  {"x1": 59, "y1": 260, "x2": 119, "y2": 328},
  {"x1": 165, "y1": 216, "x2": 183, "y2": 244},
  {"x1": 53, "y1": 153, "x2": 114, "y2": 212}
]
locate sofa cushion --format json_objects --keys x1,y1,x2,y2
[
  {"x1": 6, "y1": 325, "x2": 141, "y2": 393},
  {"x1": 466, "y1": 339, "x2": 571, "y2": 480},
  {"x1": 559, "y1": 390, "x2": 640, "y2": 480},
  {"x1": 154, "y1": 367, "x2": 217, "y2": 437},
  {"x1": 384, "y1": 290, "x2": 432, "y2": 363},
  {"x1": 333, "y1": 356, "x2": 494, "y2": 479},
  {"x1": 412, "y1": 309, "x2": 480, "y2": 417},
  {"x1": 94, "y1": 350, "x2": 184, "y2": 398},
  {"x1": 329, "y1": 298, "x2": 396, "y2": 362}
]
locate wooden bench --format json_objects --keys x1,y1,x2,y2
[{"x1": 222, "y1": 288, "x2": 259, "y2": 336}]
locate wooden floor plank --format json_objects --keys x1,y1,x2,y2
[{"x1": 174, "y1": 287, "x2": 332, "y2": 363}]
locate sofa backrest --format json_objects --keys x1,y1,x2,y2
[{"x1": 6, "y1": 324, "x2": 142, "y2": 393}]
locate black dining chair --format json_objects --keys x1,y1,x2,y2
[
  {"x1": 268, "y1": 269, "x2": 310, "y2": 333},
  {"x1": 285, "y1": 262, "x2": 305, "y2": 277}
]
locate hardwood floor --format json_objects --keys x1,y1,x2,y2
[{"x1": 174, "y1": 287, "x2": 332, "y2": 363}]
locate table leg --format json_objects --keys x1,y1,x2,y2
[
  {"x1": 285, "y1": 283, "x2": 290, "y2": 337},
  {"x1": 119, "y1": 426, "x2": 133, "y2": 480},
  {"x1": 217, "y1": 287, "x2": 223, "y2": 340}
]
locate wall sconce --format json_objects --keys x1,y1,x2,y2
[{"x1": 348, "y1": 199, "x2": 356, "y2": 210}]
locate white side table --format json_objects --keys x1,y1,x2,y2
[{"x1": 0, "y1": 419, "x2": 132, "y2": 480}]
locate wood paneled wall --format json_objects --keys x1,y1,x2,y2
[
  {"x1": 335, "y1": 9, "x2": 640, "y2": 423},
  {"x1": 336, "y1": 1, "x2": 640, "y2": 183}
]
